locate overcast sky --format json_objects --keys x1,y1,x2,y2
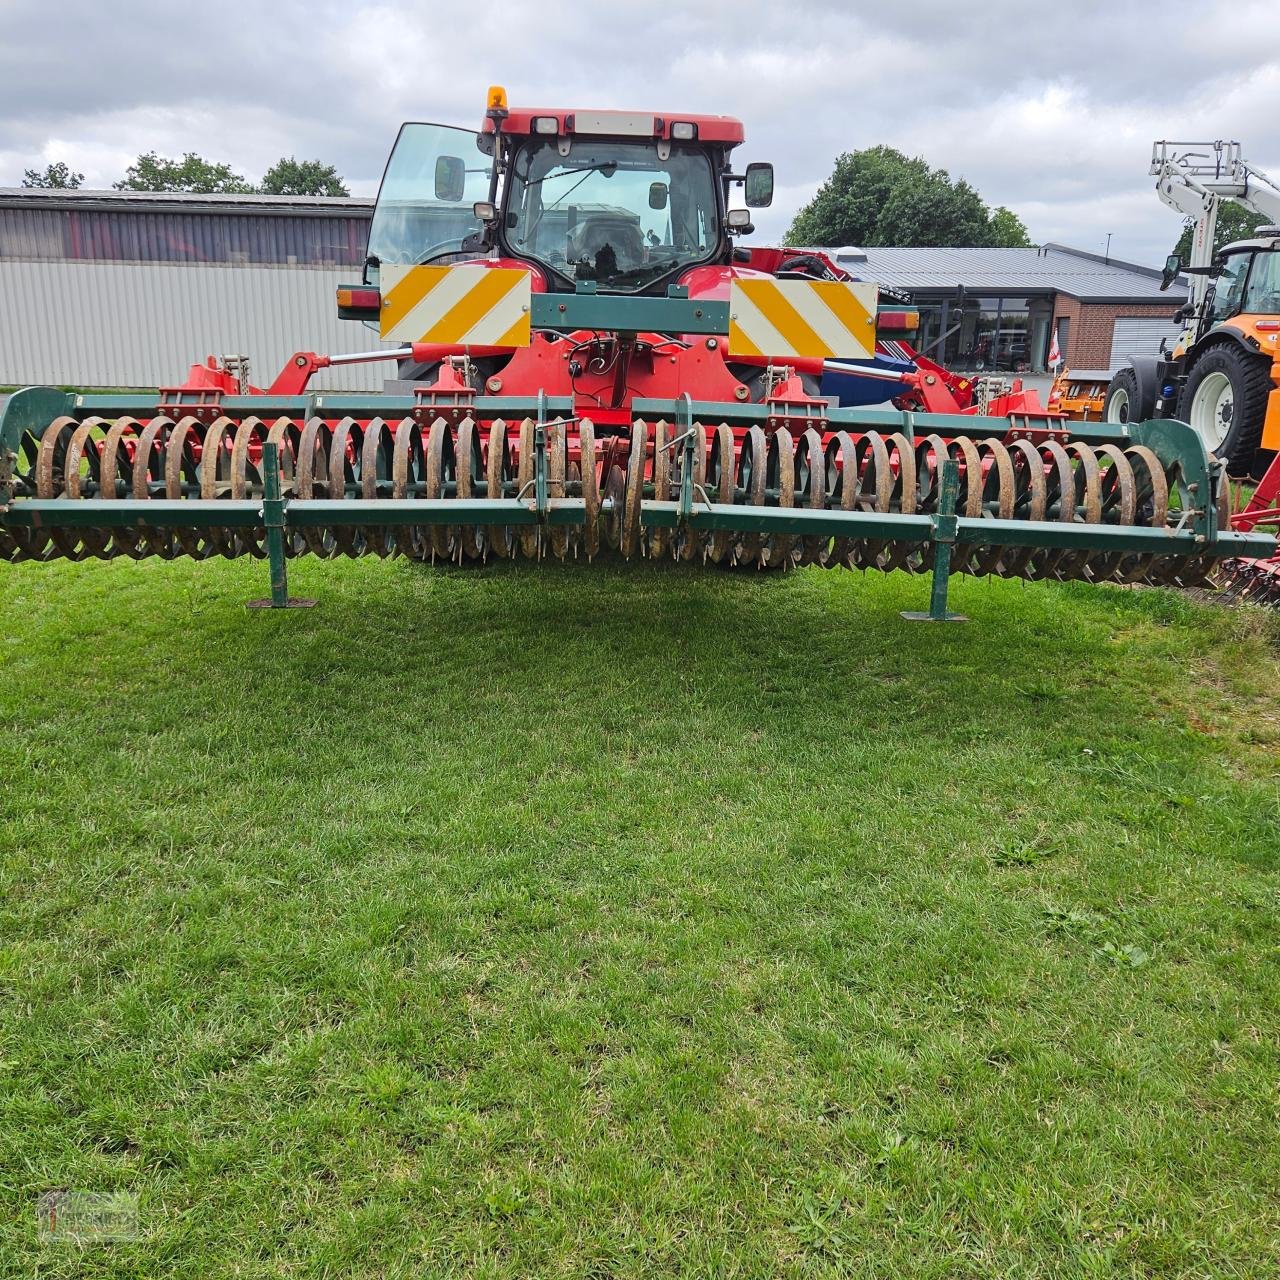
[{"x1": 2, "y1": 0, "x2": 1278, "y2": 266}]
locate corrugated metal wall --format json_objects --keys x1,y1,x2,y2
[
  {"x1": 1109, "y1": 316, "x2": 1183, "y2": 370},
  {"x1": 0, "y1": 261, "x2": 388, "y2": 390},
  {"x1": 0, "y1": 205, "x2": 369, "y2": 266}
]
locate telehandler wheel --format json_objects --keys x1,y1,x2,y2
[
  {"x1": 1103, "y1": 367, "x2": 1152, "y2": 425},
  {"x1": 1176, "y1": 343, "x2": 1271, "y2": 476}
]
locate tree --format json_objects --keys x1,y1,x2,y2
[
  {"x1": 258, "y1": 157, "x2": 349, "y2": 197},
  {"x1": 990, "y1": 205, "x2": 1033, "y2": 248},
  {"x1": 1173, "y1": 201, "x2": 1263, "y2": 259},
  {"x1": 785, "y1": 146, "x2": 1032, "y2": 248},
  {"x1": 114, "y1": 152, "x2": 254, "y2": 194},
  {"x1": 21, "y1": 161, "x2": 84, "y2": 189}
]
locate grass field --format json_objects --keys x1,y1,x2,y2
[{"x1": 1, "y1": 556, "x2": 1278, "y2": 1278}]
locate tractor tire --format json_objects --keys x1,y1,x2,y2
[
  {"x1": 1103, "y1": 366, "x2": 1153, "y2": 425},
  {"x1": 1176, "y1": 343, "x2": 1271, "y2": 476}
]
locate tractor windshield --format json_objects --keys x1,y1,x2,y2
[
  {"x1": 366, "y1": 122, "x2": 492, "y2": 269},
  {"x1": 1209, "y1": 250, "x2": 1251, "y2": 321},
  {"x1": 1243, "y1": 250, "x2": 1280, "y2": 314},
  {"x1": 504, "y1": 138, "x2": 720, "y2": 292}
]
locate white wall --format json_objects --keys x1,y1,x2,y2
[{"x1": 0, "y1": 261, "x2": 388, "y2": 390}]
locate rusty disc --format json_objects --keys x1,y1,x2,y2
[
  {"x1": 547, "y1": 419, "x2": 569, "y2": 560},
  {"x1": 762, "y1": 427, "x2": 796, "y2": 569},
  {"x1": 425, "y1": 417, "x2": 458, "y2": 561},
  {"x1": 486, "y1": 420, "x2": 514, "y2": 559},
  {"x1": 456, "y1": 417, "x2": 487, "y2": 562},
  {"x1": 579, "y1": 419, "x2": 601, "y2": 561},
  {"x1": 704, "y1": 424, "x2": 735, "y2": 565},
  {"x1": 649, "y1": 420, "x2": 671, "y2": 560},
  {"x1": 516, "y1": 419, "x2": 539, "y2": 559},
  {"x1": 734, "y1": 425, "x2": 767, "y2": 566},
  {"x1": 620, "y1": 420, "x2": 647, "y2": 560}
]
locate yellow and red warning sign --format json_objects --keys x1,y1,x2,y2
[
  {"x1": 378, "y1": 265, "x2": 532, "y2": 347},
  {"x1": 728, "y1": 279, "x2": 879, "y2": 360}
]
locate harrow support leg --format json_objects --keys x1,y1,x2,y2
[
  {"x1": 902, "y1": 458, "x2": 967, "y2": 623},
  {"x1": 247, "y1": 441, "x2": 315, "y2": 611}
]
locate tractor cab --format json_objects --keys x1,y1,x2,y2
[
  {"x1": 1166, "y1": 228, "x2": 1280, "y2": 359},
  {"x1": 358, "y1": 87, "x2": 774, "y2": 303},
  {"x1": 1202, "y1": 232, "x2": 1280, "y2": 325}
]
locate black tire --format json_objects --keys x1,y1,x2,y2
[
  {"x1": 1175, "y1": 343, "x2": 1271, "y2": 475},
  {"x1": 1103, "y1": 366, "x2": 1153, "y2": 425}
]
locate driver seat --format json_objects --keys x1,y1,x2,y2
[{"x1": 567, "y1": 217, "x2": 644, "y2": 272}]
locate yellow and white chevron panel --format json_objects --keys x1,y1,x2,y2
[
  {"x1": 378, "y1": 264, "x2": 532, "y2": 347},
  {"x1": 728, "y1": 279, "x2": 879, "y2": 360}
]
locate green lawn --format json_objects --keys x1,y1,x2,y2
[{"x1": 1, "y1": 558, "x2": 1278, "y2": 1278}]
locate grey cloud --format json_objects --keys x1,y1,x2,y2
[{"x1": 2, "y1": 0, "x2": 1278, "y2": 264}]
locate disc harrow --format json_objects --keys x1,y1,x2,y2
[{"x1": 2, "y1": 385, "x2": 1275, "y2": 618}]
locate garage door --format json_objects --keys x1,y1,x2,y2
[{"x1": 1109, "y1": 316, "x2": 1182, "y2": 369}]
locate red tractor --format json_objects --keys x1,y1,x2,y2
[{"x1": 331, "y1": 87, "x2": 1048, "y2": 423}]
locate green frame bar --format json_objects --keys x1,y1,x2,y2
[
  {"x1": 530, "y1": 294, "x2": 729, "y2": 335},
  {"x1": 630, "y1": 397, "x2": 1132, "y2": 443},
  {"x1": 0, "y1": 386, "x2": 577, "y2": 431},
  {"x1": 4, "y1": 497, "x2": 1274, "y2": 560}
]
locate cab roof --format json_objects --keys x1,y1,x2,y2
[
  {"x1": 1221, "y1": 231, "x2": 1280, "y2": 255},
  {"x1": 483, "y1": 107, "x2": 744, "y2": 148}
]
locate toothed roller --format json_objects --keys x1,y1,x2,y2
[{"x1": 1, "y1": 387, "x2": 1274, "y2": 616}]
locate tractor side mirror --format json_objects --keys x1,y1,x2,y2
[
  {"x1": 744, "y1": 162, "x2": 774, "y2": 208},
  {"x1": 434, "y1": 155, "x2": 466, "y2": 202},
  {"x1": 1160, "y1": 252, "x2": 1181, "y2": 291},
  {"x1": 648, "y1": 182, "x2": 668, "y2": 211}
]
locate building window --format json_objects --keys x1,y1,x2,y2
[
  {"x1": 0, "y1": 207, "x2": 371, "y2": 267},
  {"x1": 939, "y1": 296, "x2": 1044, "y2": 373}
]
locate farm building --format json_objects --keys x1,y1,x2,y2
[
  {"x1": 0, "y1": 187, "x2": 380, "y2": 390},
  {"x1": 829, "y1": 243, "x2": 1189, "y2": 374}
]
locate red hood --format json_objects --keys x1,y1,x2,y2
[{"x1": 677, "y1": 263, "x2": 775, "y2": 303}]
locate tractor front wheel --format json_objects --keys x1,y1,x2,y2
[
  {"x1": 1103, "y1": 367, "x2": 1152, "y2": 425},
  {"x1": 1176, "y1": 344, "x2": 1271, "y2": 475}
]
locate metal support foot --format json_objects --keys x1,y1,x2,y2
[
  {"x1": 902, "y1": 458, "x2": 967, "y2": 623},
  {"x1": 246, "y1": 440, "x2": 316, "y2": 610},
  {"x1": 676, "y1": 392, "x2": 695, "y2": 524}
]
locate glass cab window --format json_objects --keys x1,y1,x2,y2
[
  {"x1": 1210, "y1": 251, "x2": 1252, "y2": 321},
  {"x1": 504, "y1": 139, "x2": 719, "y2": 292},
  {"x1": 366, "y1": 123, "x2": 491, "y2": 270},
  {"x1": 1242, "y1": 250, "x2": 1280, "y2": 315}
]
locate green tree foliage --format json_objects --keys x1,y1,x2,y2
[
  {"x1": 1173, "y1": 201, "x2": 1265, "y2": 258},
  {"x1": 108, "y1": 151, "x2": 349, "y2": 197},
  {"x1": 21, "y1": 161, "x2": 84, "y2": 189},
  {"x1": 786, "y1": 146, "x2": 1032, "y2": 248},
  {"x1": 990, "y1": 205, "x2": 1033, "y2": 248},
  {"x1": 258, "y1": 157, "x2": 349, "y2": 197},
  {"x1": 114, "y1": 152, "x2": 254, "y2": 194}
]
